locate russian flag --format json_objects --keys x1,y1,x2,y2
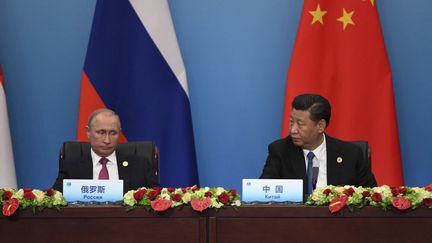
[{"x1": 77, "y1": 0, "x2": 198, "y2": 187}]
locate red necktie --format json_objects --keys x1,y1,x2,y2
[{"x1": 98, "y1": 157, "x2": 109, "y2": 180}]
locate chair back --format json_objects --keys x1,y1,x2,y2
[{"x1": 350, "y1": 140, "x2": 371, "y2": 169}]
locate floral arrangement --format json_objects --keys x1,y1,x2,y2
[
  {"x1": 123, "y1": 185, "x2": 241, "y2": 212},
  {"x1": 306, "y1": 184, "x2": 432, "y2": 213},
  {"x1": 0, "y1": 188, "x2": 67, "y2": 217},
  {"x1": 4, "y1": 184, "x2": 431, "y2": 216}
]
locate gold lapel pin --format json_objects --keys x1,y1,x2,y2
[
  {"x1": 336, "y1": 157, "x2": 343, "y2": 163},
  {"x1": 122, "y1": 161, "x2": 129, "y2": 167}
]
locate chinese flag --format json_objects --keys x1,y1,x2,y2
[{"x1": 282, "y1": 0, "x2": 403, "y2": 186}]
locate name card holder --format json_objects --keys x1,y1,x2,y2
[
  {"x1": 242, "y1": 179, "x2": 303, "y2": 203},
  {"x1": 63, "y1": 179, "x2": 124, "y2": 202}
]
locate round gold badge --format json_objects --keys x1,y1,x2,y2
[
  {"x1": 122, "y1": 161, "x2": 129, "y2": 167},
  {"x1": 337, "y1": 157, "x2": 343, "y2": 163}
]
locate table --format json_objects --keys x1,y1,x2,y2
[
  {"x1": 208, "y1": 204, "x2": 432, "y2": 243},
  {"x1": 1, "y1": 205, "x2": 431, "y2": 243},
  {"x1": 0, "y1": 205, "x2": 206, "y2": 242}
]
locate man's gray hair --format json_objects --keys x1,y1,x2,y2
[{"x1": 87, "y1": 108, "x2": 121, "y2": 129}]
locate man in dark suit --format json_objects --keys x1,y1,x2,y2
[
  {"x1": 53, "y1": 108, "x2": 158, "y2": 193},
  {"x1": 260, "y1": 94, "x2": 376, "y2": 196}
]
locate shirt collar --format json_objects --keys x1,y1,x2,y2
[
  {"x1": 90, "y1": 148, "x2": 117, "y2": 166},
  {"x1": 302, "y1": 134, "x2": 326, "y2": 160}
]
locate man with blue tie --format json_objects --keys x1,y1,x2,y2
[{"x1": 260, "y1": 94, "x2": 377, "y2": 198}]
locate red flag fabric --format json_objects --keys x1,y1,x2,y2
[{"x1": 282, "y1": 0, "x2": 403, "y2": 186}]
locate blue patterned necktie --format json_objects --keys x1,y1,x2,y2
[{"x1": 307, "y1": 152, "x2": 315, "y2": 194}]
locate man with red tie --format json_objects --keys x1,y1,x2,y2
[{"x1": 53, "y1": 108, "x2": 158, "y2": 193}]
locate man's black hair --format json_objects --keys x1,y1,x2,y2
[{"x1": 291, "y1": 94, "x2": 331, "y2": 127}]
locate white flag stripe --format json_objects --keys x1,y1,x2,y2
[
  {"x1": 0, "y1": 81, "x2": 17, "y2": 189},
  {"x1": 130, "y1": 0, "x2": 189, "y2": 97}
]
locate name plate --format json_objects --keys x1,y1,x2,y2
[
  {"x1": 63, "y1": 179, "x2": 124, "y2": 202},
  {"x1": 242, "y1": 179, "x2": 303, "y2": 203}
]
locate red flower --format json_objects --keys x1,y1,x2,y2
[
  {"x1": 45, "y1": 189, "x2": 54, "y2": 197},
  {"x1": 328, "y1": 195, "x2": 348, "y2": 214},
  {"x1": 399, "y1": 187, "x2": 407, "y2": 196},
  {"x1": 148, "y1": 190, "x2": 159, "y2": 201},
  {"x1": 23, "y1": 190, "x2": 35, "y2": 200},
  {"x1": 205, "y1": 191, "x2": 213, "y2": 198},
  {"x1": 167, "y1": 187, "x2": 175, "y2": 193},
  {"x1": 390, "y1": 187, "x2": 407, "y2": 196},
  {"x1": 362, "y1": 191, "x2": 371, "y2": 198},
  {"x1": 2, "y1": 198, "x2": 19, "y2": 217},
  {"x1": 392, "y1": 197, "x2": 411, "y2": 211},
  {"x1": 371, "y1": 193, "x2": 382, "y2": 202},
  {"x1": 191, "y1": 197, "x2": 211, "y2": 212},
  {"x1": 134, "y1": 189, "x2": 147, "y2": 201},
  {"x1": 218, "y1": 192, "x2": 229, "y2": 204},
  {"x1": 391, "y1": 187, "x2": 399, "y2": 196},
  {"x1": 229, "y1": 189, "x2": 237, "y2": 197},
  {"x1": 323, "y1": 188, "x2": 332, "y2": 196},
  {"x1": 425, "y1": 184, "x2": 432, "y2": 192},
  {"x1": 150, "y1": 199, "x2": 172, "y2": 212},
  {"x1": 423, "y1": 198, "x2": 432, "y2": 208},
  {"x1": 344, "y1": 187, "x2": 355, "y2": 196},
  {"x1": 172, "y1": 193, "x2": 182, "y2": 202},
  {"x1": 2, "y1": 191, "x2": 12, "y2": 200},
  {"x1": 191, "y1": 186, "x2": 200, "y2": 192}
]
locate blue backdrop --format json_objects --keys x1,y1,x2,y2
[{"x1": 0, "y1": 0, "x2": 431, "y2": 191}]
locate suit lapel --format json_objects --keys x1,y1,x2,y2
[
  {"x1": 289, "y1": 139, "x2": 307, "y2": 179},
  {"x1": 326, "y1": 135, "x2": 341, "y2": 186},
  {"x1": 79, "y1": 143, "x2": 93, "y2": 179},
  {"x1": 116, "y1": 149, "x2": 131, "y2": 184},
  {"x1": 285, "y1": 137, "x2": 307, "y2": 199}
]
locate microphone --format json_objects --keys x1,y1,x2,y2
[{"x1": 312, "y1": 159, "x2": 319, "y2": 189}]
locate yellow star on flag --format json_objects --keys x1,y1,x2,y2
[
  {"x1": 362, "y1": 0, "x2": 375, "y2": 6},
  {"x1": 337, "y1": 8, "x2": 355, "y2": 30},
  {"x1": 309, "y1": 4, "x2": 327, "y2": 25}
]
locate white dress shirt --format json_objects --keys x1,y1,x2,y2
[
  {"x1": 91, "y1": 149, "x2": 120, "y2": 180},
  {"x1": 302, "y1": 134, "x2": 327, "y2": 188}
]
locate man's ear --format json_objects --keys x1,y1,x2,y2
[
  {"x1": 317, "y1": 119, "x2": 326, "y2": 133},
  {"x1": 86, "y1": 125, "x2": 90, "y2": 138}
]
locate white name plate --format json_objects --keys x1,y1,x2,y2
[
  {"x1": 63, "y1": 179, "x2": 124, "y2": 202},
  {"x1": 242, "y1": 179, "x2": 303, "y2": 203}
]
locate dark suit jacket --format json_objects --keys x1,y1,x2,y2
[
  {"x1": 260, "y1": 135, "x2": 377, "y2": 196},
  {"x1": 52, "y1": 143, "x2": 159, "y2": 193}
]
